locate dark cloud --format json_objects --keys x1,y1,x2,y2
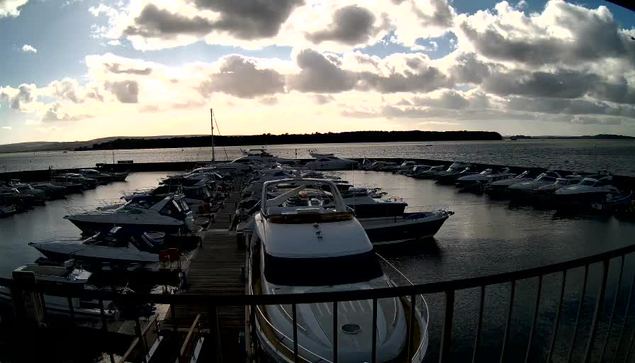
[
  {"x1": 412, "y1": 91, "x2": 470, "y2": 110},
  {"x1": 124, "y1": 4, "x2": 215, "y2": 38},
  {"x1": 105, "y1": 63, "x2": 153, "y2": 75},
  {"x1": 105, "y1": 80, "x2": 139, "y2": 103},
  {"x1": 306, "y1": 6, "x2": 379, "y2": 45},
  {"x1": 312, "y1": 94, "x2": 335, "y2": 104},
  {"x1": 193, "y1": 0, "x2": 303, "y2": 39},
  {"x1": 358, "y1": 65, "x2": 452, "y2": 93},
  {"x1": 199, "y1": 55, "x2": 285, "y2": 98},
  {"x1": 482, "y1": 69, "x2": 595, "y2": 99},
  {"x1": 287, "y1": 49, "x2": 358, "y2": 93},
  {"x1": 506, "y1": 97, "x2": 635, "y2": 119},
  {"x1": 0, "y1": 84, "x2": 36, "y2": 111},
  {"x1": 125, "y1": 1, "x2": 303, "y2": 40},
  {"x1": 449, "y1": 53, "x2": 491, "y2": 85},
  {"x1": 411, "y1": 0, "x2": 454, "y2": 27},
  {"x1": 259, "y1": 96, "x2": 278, "y2": 105},
  {"x1": 460, "y1": 1, "x2": 635, "y2": 67},
  {"x1": 49, "y1": 79, "x2": 84, "y2": 103}
]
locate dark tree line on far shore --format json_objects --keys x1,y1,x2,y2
[{"x1": 77, "y1": 130, "x2": 503, "y2": 151}]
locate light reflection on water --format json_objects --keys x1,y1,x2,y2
[{"x1": 1, "y1": 139, "x2": 635, "y2": 175}]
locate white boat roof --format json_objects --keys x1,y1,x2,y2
[{"x1": 259, "y1": 214, "x2": 373, "y2": 258}]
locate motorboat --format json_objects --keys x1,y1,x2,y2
[
  {"x1": 64, "y1": 173, "x2": 99, "y2": 189},
  {"x1": 126, "y1": 183, "x2": 214, "y2": 213},
  {"x1": 431, "y1": 162, "x2": 471, "y2": 182},
  {"x1": 64, "y1": 194, "x2": 196, "y2": 235},
  {"x1": 411, "y1": 165, "x2": 446, "y2": 179},
  {"x1": 9, "y1": 181, "x2": 47, "y2": 204},
  {"x1": 0, "y1": 264, "x2": 115, "y2": 318},
  {"x1": 29, "y1": 227, "x2": 163, "y2": 265},
  {"x1": 342, "y1": 188, "x2": 408, "y2": 218},
  {"x1": 394, "y1": 161, "x2": 418, "y2": 174},
  {"x1": 456, "y1": 168, "x2": 515, "y2": 192},
  {"x1": 305, "y1": 153, "x2": 358, "y2": 171},
  {"x1": 31, "y1": 182, "x2": 68, "y2": 200},
  {"x1": 533, "y1": 175, "x2": 584, "y2": 208},
  {"x1": 233, "y1": 148, "x2": 296, "y2": 165},
  {"x1": 109, "y1": 171, "x2": 130, "y2": 182},
  {"x1": 554, "y1": 175, "x2": 620, "y2": 207},
  {"x1": 359, "y1": 209, "x2": 452, "y2": 246},
  {"x1": 51, "y1": 174, "x2": 86, "y2": 193},
  {"x1": 248, "y1": 178, "x2": 428, "y2": 362},
  {"x1": 402, "y1": 164, "x2": 432, "y2": 177},
  {"x1": 484, "y1": 171, "x2": 535, "y2": 197},
  {"x1": 0, "y1": 197, "x2": 17, "y2": 217},
  {"x1": 78, "y1": 169, "x2": 113, "y2": 184},
  {"x1": 507, "y1": 171, "x2": 565, "y2": 199},
  {"x1": 0, "y1": 186, "x2": 36, "y2": 211}
]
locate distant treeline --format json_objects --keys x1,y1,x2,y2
[{"x1": 77, "y1": 130, "x2": 503, "y2": 151}]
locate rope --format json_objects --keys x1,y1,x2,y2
[{"x1": 212, "y1": 113, "x2": 230, "y2": 161}]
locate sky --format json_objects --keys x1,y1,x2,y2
[{"x1": 0, "y1": 0, "x2": 634, "y2": 144}]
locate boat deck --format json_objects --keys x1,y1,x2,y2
[{"x1": 163, "y1": 185, "x2": 246, "y2": 362}]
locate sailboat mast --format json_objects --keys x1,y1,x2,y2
[{"x1": 210, "y1": 108, "x2": 215, "y2": 162}]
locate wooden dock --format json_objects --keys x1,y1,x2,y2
[{"x1": 164, "y1": 186, "x2": 247, "y2": 362}]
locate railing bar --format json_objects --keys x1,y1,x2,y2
[
  {"x1": 568, "y1": 264, "x2": 589, "y2": 363},
  {"x1": 333, "y1": 301, "x2": 338, "y2": 363},
  {"x1": 292, "y1": 303, "x2": 299, "y2": 363},
  {"x1": 524, "y1": 275, "x2": 543, "y2": 363},
  {"x1": 601, "y1": 255, "x2": 625, "y2": 362},
  {"x1": 407, "y1": 294, "x2": 416, "y2": 361},
  {"x1": 471, "y1": 285, "x2": 485, "y2": 363},
  {"x1": 547, "y1": 269, "x2": 568, "y2": 362},
  {"x1": 583, "y1": 259, "x2": 610, "y2": 363},
  {"x1": 439, "y1": 290, "x2": 455, "y2": 363},
  {"x1": 625, "y1": 324, "x2": 635, "y2": 363},
  {"x1": 500, "y1": 280, "x2": 516, "y2": 363},
  {"x1": 612, "y1": 263, "x2": 635, "y2": 363},
  {"x1": 39, "y1": 292, "x2": 46, "y2": 321},
  {"x1": 372, "y1": 298, "x2": 378, "y2": 363}
]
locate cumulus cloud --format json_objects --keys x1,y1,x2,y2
[
  {"x1": 0, "y1": 84, "x2": 39, "y2": 111},
  {"x1": 1, "y1": 126, "x2": 11, "y2": 130},
  {"x1": 287, "y1": 49, "x2": 358, "y2": 93},
  {"x1": 22, "y1": 44, "x2": 37, "y2": 53},
  {"x1": 0, "y1": 0, "x2": 28, "y2": 18},
  {"x1": 306, "y1": 6, "x2": 384, "y2": 46},
  {"x1": 456, "y1": 1, "x2": 635, "y2": 68},
  {"x1": 42, "y1": 103, "x2": 92, "y2": 122},
  {"x1": 123, "y1": 4, "x2": 215, "y2": 38},
  {"x1": 199, "y1": 55, "x2": 285, "y2": 98}
]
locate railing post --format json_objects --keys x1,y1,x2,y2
[
  {"x1": 407, "y1": 294, "x2": 417, "y2": 360},
  {"x1": 612, "y1": 265, "x2": 635, "y2": 363},
  {"x1": 547, "y1": 270, "x2": 568, "y2": 362},
  {"x1": 472, "y1": 286, "x2": 485, "y2": 363},
  {"x1": 500, "y1": 280, "x2": 516, "y2": 363},
  {"x1": 372, "y1": 298, "x2": 378, "y2": 363},
  {"x1": 600, "y1": 255, "x2": 625, "y2": 361},
  {"x1": 568, "y1": 265, "x2": 589, "y2": 363},
  {"x1": 209, "y1": 305, "x2": 223, "y2": 363},
  {"x1": 439, "y1": 290, "x2": 455, "y2": 363},
  {"x1": 134, "y1": 314, "x2": 148, "y2": 363},
  {"x1": 333, "y1": 301, "x2": 338, "y2": 363},
  {"x1": 292, "y1": 303, "x2": 299, "y2": 363},
  {"x1": 524, "y1": 276, "x2": 543, "y2": 363},
  {"x1": 583, "y1": 259, "x2": 610, "y2": 363}
]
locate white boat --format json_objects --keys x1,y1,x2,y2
[
  {"x1": 78, "y1": 169, "x2": 113, "y2": 184},
  {"x1": 507, "y1": 171, "x2": 565, "y2": 199},
  {"x1": 484, "y1": 171, "x2": 535, "y2": 197},
  {"x1": 456, "y1": 168, "x2": 515, "y2": 192},
  {"x1": 532, "y1": 175, "x2": 584, "y2": 207},
  {"x1": 432, "y1": 162, "x2": 471, "y2": 181},
  {"x1": 0, "y1": 202, "x2": 17, "y2": 217},
  {"x1": 555, "y1": 175, "x2": 619, "y2": 207},
  {"x1": 0, "y1": 264, "x2": 115, "y2": 318},
  {"x1": 65, "y1": 194, "x2": 195, "y2": 235},
  {"x1": 9, "y1": 181, "x2": 47, "y2": 204},
  {"x1": 305, "y1": 153, "x2": 358, "y2": 171},
  {"x1": 233, "y1": 148, "x2": 296, "y2": 165},
  {"x1": 411, "y1": 165, "x2": 446, "y2": 179},
  {"x1": 248, "y1": 178, "x2": 428, "y2": 363},
  {"x1": 359, "y1": 210, "x2": 451, "y2": 246},
  {"x1": 29, "y1": 227, "x2": 163, "y2": 264}
]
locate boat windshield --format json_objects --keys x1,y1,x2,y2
[
  {"x1": 580, "y1": 180, "x2": 596, "y2": 186},
  {"x1": 264, "y1": 251, "x2": 383, "y2": 286}
]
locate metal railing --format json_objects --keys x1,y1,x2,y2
[{"x1": 3, "y1": 243, "x2": 635, "y2": 362}]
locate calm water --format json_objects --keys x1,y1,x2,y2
[
  {"x1": 1, "y1": 168, "x2": 634, "y2": 361},
  {"x1": 2, "y1": 139, "x2": 635, "y2": 175}
]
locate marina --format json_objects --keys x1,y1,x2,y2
[{"x1": 0, "y1": 145, "x2": 634, "y2": 362}]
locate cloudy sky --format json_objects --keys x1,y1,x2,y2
[{"x1": 0, "y1": 0, "x2": 634, "y2": 144}]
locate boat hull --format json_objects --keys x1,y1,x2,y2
[
  {"x1": 349, "y1": 202, "x2": 408, "y2": 219},
  {"x1": 360, "y1": 213, "x2": 449, "y2": 246},
  {"x1": 66, "y1": 218, "x2": 185, "y2": 235}
]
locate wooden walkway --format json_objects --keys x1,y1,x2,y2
[{"x1": 163, "y1": 186, "x2": 247, "y2": 362}]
